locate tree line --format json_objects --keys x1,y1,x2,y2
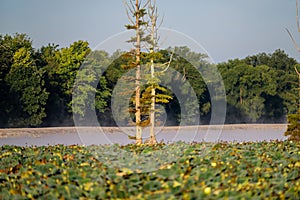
[{"x1": 0, "y1": 33, "x2": 298, "y2": 128}]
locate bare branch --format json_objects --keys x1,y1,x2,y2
[
  {"x1": 158, "y1": 14, "x2": 165, "y2": 29},
  {"x1": 126, "y1": 10, "x2": 135, "y2": 24},
  {"x1": 295, "y1": 66, "x2": 300, "y2": 77},
  {"x1": 124, "y1": 0, "x2": 135, "y2": 15},
  {"x1": 129, "y1": 0, "x2": 135, "y2": 12},
  {"x1": 182, "y1": 67, "x2": 186, "y2": 81},
  {"x1": 146, "y1": 0, "x2": 160, "y2": 51},
  {"x1": 123, "y1": 1, "x2": 136, "y2": 25},
  {"x1": 286, "y1": 28, "x2": 300, "y2": 52},
  {"x1": 157, "y1": 35, "x2": 161, "y2": 46},
  {"x1": 141, "y1": 0, "x2": 151, "y2": 9},
  {"x1": 160, "y1": 49, "x2": 175, "y2": 73},
  {"x1": 141, "y1": 43, "x2": 150, "y2": 52},
  {"x1": 297, "y1": 0, "x2": 300, "y2": 33},
  {"x1": 142, "y1": 15, "x2": 149, "y2": 27},
  {"x1": 138, "y1": 0, "x2": 142, "y2": 8}
]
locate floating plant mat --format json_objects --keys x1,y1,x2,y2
[{"x1": 0, "y1": 141, "x2": 299, "y2": 199}]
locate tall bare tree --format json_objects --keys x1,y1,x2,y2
[
  {"x1": 144, "y1": 0, "x2": 173, "y2": 144},
  {"x1": 286, "y1": 0, "x2": 300, "y2": 113},
  {"x1": 125, "y1": 0, "x2": 149, "y2": 144},
  {"x1": 285, "y1": 0, "x2": 300, "y2": 140},
  {"x1": 148, "y1": 0, "x2": 158, "y2": 144},
  {"x1": 125, "y1": 0, "x2": 173, "y2": 144}
]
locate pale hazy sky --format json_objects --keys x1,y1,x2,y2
[{"x1": 0, "y1": 0, "x2": 299, "y2": 63}]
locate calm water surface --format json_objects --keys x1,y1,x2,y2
[{"x1": 0, "y1": 124, "x2": 288, "y2": 146}]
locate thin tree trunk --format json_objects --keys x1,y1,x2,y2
[
  {"x1": 149, "y1": 53, "x2": 157, "y2": 144},
  {"x1": 240, "y1": 88, "x2": 243, "y2": 105},
  {"x1": 296, "y1": 66, "x2": 300, "y2": 113},
  {"x1": 148, "y1": 0, "x2": 158, "y2": 144},
  {"x1": 135, "y1": 0, "x2": 142, "y2": 144}
]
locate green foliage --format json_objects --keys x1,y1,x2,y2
[
  {"x1": 70, "y1": 68, "x2": 98, "y2": 117},
  {"x1": 55, "y1": 40, "x2": 91, "y2": 97},
  {"x1": 111, "y1": 50, "x2": 173, "y2": 127},
  {"x1": 221, "y1": 64, "x2": 277, "y2": 122},
  {"x1": 0, "y1": 34, "x2": 114, "y2": 127},
  {"x1": 244, "y1": 49, "x2": 298, "y2": 115},
  {"x1": 6, "y1": 47, "x2": 49, "y2": 126},
  {"x1": 137, "y1": 83, "x2": 173, "y2": 126},
  {"x1": 218, "y1": 50, "x2": 298, "y2": 123},
  {"x1": 95, "y1": 77, "x2": 111, "y2": 112},
  {"x1": 285, "y1": 114, "x2": 300, "y2": 141},
  {"x1": 0, "y1": 32, "x2": 299, "y2": 127},
  {"x1": 161, "y1": 47, "x2": 211, "y2": 124},
  {"x1": 71, "y1": 50, "x2": 111, "y2": 118},
  {"x1": 0, "y1": 33, "x2": 33, "y2": 126},
  {"x1": 124, "y1": 1, "x2": 149, "y2": 47},
  {"x1": 71, "y1": 73, "x2": 110, "y2": 117},
  {"x1": 0, "y1": 141, "x2": 299, "y2": 199}
]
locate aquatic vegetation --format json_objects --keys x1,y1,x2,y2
[{"x1": 0, "y1": 141, "x2": 299, "y2": 199}]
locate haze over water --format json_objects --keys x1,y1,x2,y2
[{"x1": 0, "y1": 124, "x2": 287, "y2": 146}]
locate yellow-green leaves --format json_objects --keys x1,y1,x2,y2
[
  {"x1": 6, "y1": 47, "x2": 49, "y2": 126},
  {"x1": 0, "y1": 141, "x2": 299, "y2": 199}
]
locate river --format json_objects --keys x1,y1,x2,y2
[{"x1": 0, "y1": 124, "x2": 288, "y2": 146}]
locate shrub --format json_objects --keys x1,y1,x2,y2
[{"x1": 285, "y1": 113, "x2": 300, "y2": 141}]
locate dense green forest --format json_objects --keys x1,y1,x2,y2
[{"x1": 0, "y1": 33, "x2": 298, "y2": 127}]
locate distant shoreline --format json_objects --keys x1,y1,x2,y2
[{"x1": 0, "y1": 124, "x2": 288, "y2": 138}]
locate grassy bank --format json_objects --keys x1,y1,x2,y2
[{"x1": 0, "y1": 141, "x2": 299, "y2": 199}]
